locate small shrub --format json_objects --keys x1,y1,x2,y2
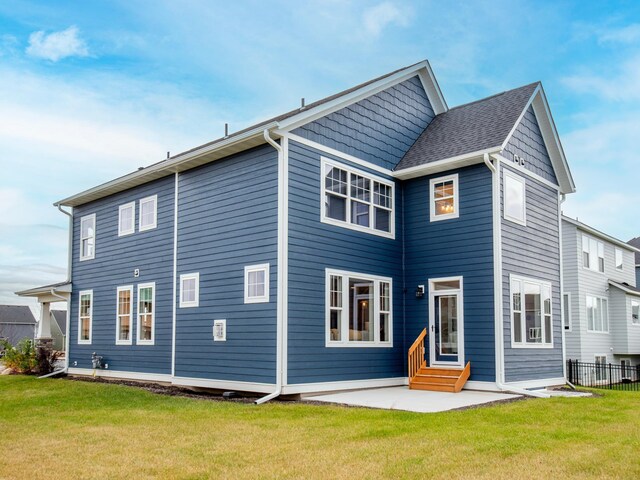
[
  {"x1": 1, "y1": 339, "x2": 38, "y2": 373},
  {"x1": 36, "y1": 346, "x2": 62, "y2": 375}
]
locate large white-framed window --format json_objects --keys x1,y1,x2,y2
[
  {"x1": 615, "y1": 248, "x2": 624, "y2": 271},
  {"x1": 79, "y1": 214, "x2": 96, "y2": 261},
  {"x1": 325, "y1": 268, "x2": 392, "y2": 347},
  {"x1": 321, "y1": 157, "x2": 395, "y2": 238},
  {"x1": 429, "y1": 174, "x2": 459, "y2": 222},
  {"x1": 137, "y1": 282, "x2": 155, "y2": 345},
  {"x1": 582, "y1": 235, "x2": 604, "y2": 273},
  {"x1": 510, "y1": 275, "x2": 553, "y2": 348},
  {"x1": 244, "y1": 264, "x2": 269, "y2": 303},
  {"x1": 631, "y1": 300, "x2": 640, "y2": 325},
  {"x1": 503, "y1": 170, "x2": 526, "y2": 225},
  {"x1": 78, "y1": 290, "x2": 93, "y2": 344},
  {"x1": 563, "y1": 292, "x2": 571, "y2": 331},
  {"x1": 180, "y1": 273, "x2": 200, "y2": 308},
  {"x1": 116, "y1": 285, "x2": 133, "y2": 345},
  {"x1": 118, "y1": 202, "x2": 135, "y2": 236},
  {"x1": 139, "y1": 195, "x2": 157, "y2": 232},
  {"x1": 586, "y1": 295, "x2": 609, "y2": 333}
]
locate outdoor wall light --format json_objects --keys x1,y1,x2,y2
[{"x1": 415, "y1": 285, "x2": 425, "y2": 298}]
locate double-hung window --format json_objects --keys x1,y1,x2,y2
[
  {"x1": 80, "y1": 214, "x2": 96, "y2": 261},
  {"x1": 78, "y1": 290, "x2": 93, "y2": 344},
  {"x1": 430, "y1": 174, "x2": 458, "y2": 221},
  {"x1": 322, "y1": 158, "x2": 394, "y2": 237},
  {"x1": 118, "y1": 202, "x2": 135, "y2": 236},
  {"x1": 504, "y1": 170, "x2": 526, "y2": 225},
  {"x1": 326, "y1": 269, "x2": 392, "y2": 347},
  {"x1": 510, "y1": 276, "x2": 553, "y2": 347},
  {"x1": 615, "y1": 248, "x2": 624, "y2": 270},
  {"x1": 116, "y1": 286, "x2": 133, "y2": 344},
  {"x1": 139, "y1": 195, "x2": 157, "y2": 231},
  {"x1": 582, "y1": 235, "x2": 604, "y2": 273},
  {"x1": 180, "y1": 273, "x2": 200, "y2": 308},
  {"x1": 586, "y1": 295, "x2": 608, "y2": 333},
  {"x1": 137, "y1": 283, "x2": 155, "y2": 344},
  {"x1": 244, "y1": 264, "x2": 269, "y2": 303},
  {"x1": 631, "y1": 300, "x2": 639, "y2": 325}
]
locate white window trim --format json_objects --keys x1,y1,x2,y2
[
  {"x1": 509, "y1": 274, "x2": 554, "y2": 349},
  {"x1": 320, "y1": 157, "x2": 395, "y2": 239},
  {"x1": 631, "y1": 300, "x2": 640, "y2": 326},
  {"x1": 244, "y1": 264, "x2": 270, "y2": 304},
  {"x1": 118, "y1": 202, "x2": 135, "y2": 237},
  {"x1": 136, "y1": 282, "x2": 156, "y2": 345},
  {"x1": 77, "y1": 289, "x2": 93, "y2": 345},
  {"x1": 79, "y1": 214, "x2": 96, "y2": 261},
  {"x1": 325, "y1": 268, "x2": 393, "y2": 348},
  {"x1": 139, "y1": 195, "x2": 158, "y2": 232},
  {"x1": 582, "y1": 234, "x2": 605, "y2": 274},
  {"x1": 563, "y1": 292, "x2": 572, "y2": 332},
  {"x1": 115, "y1": 285, "x2": 133, "y2": 345},
  {"x1": 586, "y1": 294, "x2": 609, "y2": 334},
  {"x1": 614, "y1": 247, "x2": 624, "y2": 271},
  {"x1": 429, "y1": 173, "x2": 459, "y2": 222},
  {"x1": 179, "y1": 273, "x2": 200, "y2": 308},
  {"x1": 503, "y1": 170, "x2": 526, "y2": 226}
]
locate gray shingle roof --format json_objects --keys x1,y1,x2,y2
[
  {"x1": 628, "y1": 237, "x2": 640, "y2": 264},
  {"x1": 51, "y1": 310, "x2": 67, "y2": 332},
  {"x1": 395, "y1": 82, "x2": 539, "y2": 171},
  {"x1": 0, "y1": 305, "x2": 36, "y2": 324}
]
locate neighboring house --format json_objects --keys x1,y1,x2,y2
[
  {"x1": 628, "y1": 236, "x2": 640, "y2": 287},
  {"x1": 19, "y1": 60, "x2": 577, "y2": 396},
  {"x1": 562, "y1": 216, "x2": 640, "y2": 369},
  {"x1": 51, "y1": 310, "x2": 67, "y2": 351},
  {"x1": 0, "y1": 305, "x2": 36, "y2": 346}
]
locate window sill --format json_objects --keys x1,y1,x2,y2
[
  {"x1": 79, "y1": 256, "x2": 94, "y2": 262},
  {"x1": 504, "y1": 215, "x2": 526, "y2": 227},
  {"x1": 510, "y1": 343, "x2": 554, "y2": 349},
  {"x1": 320, "y1": 216, "x2": 395, "y2": 239},
  {"x1": 116, "y1": 340, "x2": 132, "y2": 346},
  {"x1": 118, "y1": 230, "x2": 135, "y2": 237},
  {"x1": 326, "y1": 342, "x2": 393, "y2": 348},
  {"x1": 179, "y1": 302, "x2": 199, "y2": 308},
  {"x1": 136, "y1": 340, "x2": 155, "y2": 346},
  {"x1": 430, "y1": 213, "x2": 459, "y2": 223},
  {"x1": 139, "y1": 224, "x2": 157, "y2": 232},
  {"x1": 77, "y1": 340, "x2": 92, "y2": 345},
  {"x1": 586, "y1": 330, "x2": 609, "y2": 335}
]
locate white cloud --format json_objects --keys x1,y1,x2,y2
[
  {"x1": 598, "y1": 24, "x2": 640, "y2": 44},
  {"x1": 26, "y1": 26, "x2": 89, "y2": 61},
  {"x1": 562, "y1": 56, "x2": 640, "y2": 102},
  {"x1": 362, "y1": 2, "x2": 410, "y2": 37}
]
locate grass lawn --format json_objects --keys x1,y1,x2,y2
[{"x1": 0, "y1": 376, "x2": 638, "y2": 479}]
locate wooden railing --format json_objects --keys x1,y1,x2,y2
[{"x1": 408, "y1": 328, "x2": 427, "y2": 382}]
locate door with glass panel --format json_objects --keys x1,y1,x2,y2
[{"x1": 429, "y1": 278, "x2": 464, "y2": 367}]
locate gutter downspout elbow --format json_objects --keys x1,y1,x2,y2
[{"x1": 256, "y1": 129, "x2": 284, "y2": 405}]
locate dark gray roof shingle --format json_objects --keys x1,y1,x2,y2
[
  {"x1": 628, "y1": 237, "x2": 640, "y2": 264},
  {"x1": 51, "y1": 310, "x2": 67, "y2": 332},
  {"x1": 395, "y1": 82, "x2": 539, "y2": 171},
  {"x1": 0, "y1": 305, "x2": 36, "y2": 324}
]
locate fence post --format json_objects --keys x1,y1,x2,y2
[
  {"x1": 609, "y1": 363, "x2": 613, "y2": 389},
  {"x1": 568, "y1": 359, "x2": 572, "y2": 384}
]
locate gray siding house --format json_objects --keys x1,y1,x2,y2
[
  {"x1": 0, "y1": 305, "x2": 36, "y2": 346},
  {"x1": 628, "y1": 236, "x2": 640, "y2": 287},
  {"x1": 20, "y1": 61, "x2": 577, "y2": 396},
  {"x1": 562, "y1": 216, "x2": 640, "y2": 369}
]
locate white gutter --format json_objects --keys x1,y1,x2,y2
[
  {"x1": 255, "y1": 128, "x2": 285, "y2": 405},
  {"x1": 484, "y1": 153, "x2": 550, "y2": 398}
]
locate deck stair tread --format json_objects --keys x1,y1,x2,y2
[{"x1": 409, "y1": 362, "x2": 471, "y2": 393}]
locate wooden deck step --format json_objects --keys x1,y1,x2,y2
[
  {"x1": 409, "y1": 362, "x2": 471, "y2": 393},
  {"x1": 410, "y1": 382, "x2": 457, "y2": 392},
  {"x1": 411, "y1": 374, "x2": 458, "y2": 385}
]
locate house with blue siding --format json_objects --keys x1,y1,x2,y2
[{"x1": 18, "y1": 61, "x2": 577, "y2": 398}]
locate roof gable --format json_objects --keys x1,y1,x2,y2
[
  {"x1": 0, "y1": 305, "x2": 36, "y2": 325},
  {"x1": 628, "y1": 237, "x2": 640, "y2": 264}
]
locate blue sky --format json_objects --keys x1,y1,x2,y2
[{"x1": 1, "y1": 0, "x2": 639, "y2": 305}]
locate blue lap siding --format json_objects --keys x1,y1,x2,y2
[
  {"x1": 403, "y1": 164, "x2": 496, "y2": 382},
  {"x1": 287, "y1": 140, "x2": 404, "y2": 384},
  {"x1": 174, "y1": 145, "x2": 279, "y2": 384},
  {"x1": 69, "y1": 176, "x2": 175, "y2": 374}
]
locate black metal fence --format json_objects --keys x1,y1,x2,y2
[{"x1": 567, "y1": 360, "x2": 640, "y2": 391}]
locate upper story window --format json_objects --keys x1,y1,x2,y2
[
  {"x1": 139, "y1": 195, "x2": 157, "y2": 232},
  {"x1": 510, "y1": 275, "x2": 553, "y2": 347},
  {"x1": 582, "y1": 235, "x2": 604, "y2": 273},
  {"x1": 78, "y1": 290, "x2": 93, "y2": 344},
  {"x1": 615, "y1": 248, "x2": 624, "y2": 271},
  {"x1": 632, "y1": 301, "x2": 639, "y2": 325},
  {"x1": 429, "y1": 174, "x2": 458, "y2": 222},
  {"x1": 118, "y1": 202, "x2": 135, "y2": 236},
  {"x1": 116, "y1": 286, "x2": 133, "y2": 345},
  {"x1": 586, "y1": 295, "x2": 608, "y2": 333},
  {"x1": 180, "y1": 273, "x2": 200, "y2": 308},
  {"x1": 137, "y1": 283, "x2": 155, "y2": 344},
  {"x1": 321, "y1": 158, "x2": 394, "y2": 238},
  {"x1": 504, "y1": 170, "x2": 526, "y2": 225},
  {"x1": 326, "y1": 269, "x2": 392, "y2": 347},
  {"x1": 79, "y1": 214, "x2": 96, "y2": 261},
  {"x1": 244, "y1": 264, "x2": 269, "y2": 303}
]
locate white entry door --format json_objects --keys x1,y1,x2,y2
[{"x1": 429, "y1": 277, "x2": 464, "y2": 367}]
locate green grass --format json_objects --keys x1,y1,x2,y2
[{"x1": 0, "y1": 376, "x2": 639, "y2": 479}]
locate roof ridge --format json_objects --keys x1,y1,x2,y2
[{"x1": 445, "y1": 81, "x2": 540, "y2": 113}]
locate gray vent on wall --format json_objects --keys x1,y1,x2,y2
[{"x1": 213, "y1": 319, "x2": 226, "y2": 342}]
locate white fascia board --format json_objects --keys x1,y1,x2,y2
[
  {"x1": 561, "y1": 215, "x2": 640, "y2": 253},
  {"x1": 277, "y1": 62, "x2": 446, "y2": 133},
  {"x1": 392, "y1": 147, "x2": 501, "y2": 180},
  {"x1": 55, "y1": 122, "x2": 279, "y2": 207}
]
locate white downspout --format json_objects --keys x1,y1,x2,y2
[
  {"x1": 484, "y1": 153, "x2": 549, "y2": 398},
  {"x1": 255, "y1": 128, "x2": 285, "y2": 404},
  {"x1": 558, "y1": 193, "x2": 576, "y2": 390}
]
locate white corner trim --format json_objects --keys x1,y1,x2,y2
[
  {"x1": 67, "y1": 368, "x2": 172, "y2": 384},
  {"x1": 282, "y1": 377, "x2": 407, "y2": 395},
  {"x1": 171, "y1": 376, "x2": 275, "y2": 394}
]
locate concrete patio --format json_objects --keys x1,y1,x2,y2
[{"x1": 304, "y1": 386, "x2": 522, "y2": 413}]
